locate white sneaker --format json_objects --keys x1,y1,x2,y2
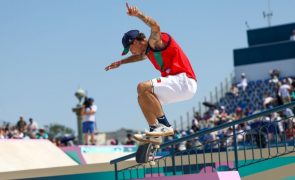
[
  {"x1": 145, "y1": 124, "x2": 174, "y2": 137},
  {"x1": 133, "y1": 134, "x2": 162, "y2": 145}
]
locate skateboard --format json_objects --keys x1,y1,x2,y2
[{"x1": 135, "y1": 142, "x2": 160, "y2": 165}]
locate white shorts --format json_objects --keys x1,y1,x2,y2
[{"x1": 151, "y1": 73, "x2": 197, "y2": 105}]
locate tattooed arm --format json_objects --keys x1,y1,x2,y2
[{"x1": 126, "y1": 3, "x2": 165, "y2": 50}]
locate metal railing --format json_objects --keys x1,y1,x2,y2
[{"x1": 110, "y1": 102, "x2": 295, "y2": 180}]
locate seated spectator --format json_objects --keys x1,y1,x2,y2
[
  {"x1": 286, "y1": 76, "x2": 293, "y2": 85},
  {"x1": 110, "y1": 138, "x2": 118, "y2": 145},
  {"x1": 198, "y1": 119, "x2": 208, "y2": 130},
  {"x1": 271, "y1": 112, "x2": 284, "y2": 141},
  {"x1": 191, "y1": 112, "x2": 200, "y2": 132},
  {"x1": 125, "y1": 133, "x2": 135, "y2": 145},
  {"x1": 5, "y1": 123, "x2": 13, "y2": 139},
  {"x1": 214, "y1": 116, "x2": 225, "y2": 127},
  {"x1": 239, "y1": 100, "x2": 248, "y2": 111},
  {"x1": 225, "y1": 127, "x2": 234, "y2": 146},
  {"x1": 244, "y1": 106, "x2": 253, "y2": 116},
  {"x1": 203, "y1": 111, "x2": 211, "y2": 121},
  {"x1": 0, "y1": 127, "x2": 5, "y2": 139},
  {"x1": 211, "y1": 109, "x2": 220, "y2": 123},
  {"x1": 269, "y1": 69, "x2": 280, "y2": 86},
  {"x1": 229, "y1": 83, "x2": 239, "y2": 97},
  {"x1": 291, "y1": 81, "x2": 295, "y2": 102},
  {"x1": 36, "y1": 128, "x2": 49, "y2": 139},
  {"x1": 11, "y1": 126, "x2": 24, "y2": 139},
  {"x1": 219, "y1": 106, "x2": 228, "y2": 118},
  {"x1": 29, "y1": 133, "x2": 37, "y2": 139},
  {"x1": 278, "y1": 79, "x2": 291, "y2": 104},
  {"x1": 286, "y1": 122, "x2": 295, "y2": 140},
  {"x1": 263, "y1": 92, "x2": 275, "y2": 109},
  {"x1": 236, "y1": 73, "x2": 248, "y2": 91},
  {"x1": 236, "y1": 124, "x2": 245, "y2": 144},
  {"x1": 235, "y1": 107, "x2": 244, "y2": 119},
  {"x1": 175, "y1": 131, "x2": 187, "y2": 151},
  {"x1": 284, "y1": 108, "x2": 295, "y2": 129},
  {"x1": 185, "y1": 129, "x2": 196, "y2": 149}
]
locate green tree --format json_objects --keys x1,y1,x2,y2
[{"x1": 44, "y1": 123, "x2": 75, "y2": 140}]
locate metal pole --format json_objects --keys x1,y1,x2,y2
[
  {"x1": 115, "y1": 163, "x2": 118, "y2": 180},
  {"x1": 171, "y1": 145, "x2": 176, "y2": 175},
  {"x1": 231, "y1": 72, "x2": 235, "y2": 85},
  {"x1": 72, "y1": 105, "x2": 84, "y2": 145},
  {"x1": 77, "y1": 108, "x2": 83, "y2": 145},
  {"x1": 180, "y1": 116, "x2": 183, "y2": 131},
  {"x1": 187, "y1": 112, "x2": 190, "y2": 130},
  {"x1": 225, "y1": 77, "x2": 229, "y2": 92},
  {"x1": 220, "y1": 82, "x2": 224, "y2": 98},
  {"x1": 210, "y1": 91, "x2": 213, "y2": 103},
  {"x1": 204, "y1": 97, "x2": 207, "y2": 112},
  {"x1": 232, "y1": 125, "x2": 239, "y2": 170},
  {"x1": 215, "y1": 87, "x2": 218, "y2": 103},
  {"x1": 73, "y1": 88, "x2": 86, "y2": 145}
]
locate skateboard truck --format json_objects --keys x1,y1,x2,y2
[{"x1": 149, "y1": 144, "x2": 160, "y2": 166}]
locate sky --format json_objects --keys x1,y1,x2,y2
[{"x1": 0, "y1": 0, "x2": 294, "y2": 133}]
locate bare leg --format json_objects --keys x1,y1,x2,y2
[
  {"x1": 84, "y1": 134, "x2": 88, "y2": 145},
  {"x1": 90, "y1": 133, "x2": 95, "y2": 145},
  {"x1": 137, "y1": 81, "x2": 164, "y2": 126}
]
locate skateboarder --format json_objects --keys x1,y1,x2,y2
[{"x1": 105, "y1": 3, "x2": 197, "y2": 144}]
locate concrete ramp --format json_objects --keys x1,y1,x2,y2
[{"x1": 0, "y1": 140, "x2": 78, "y2": 172}]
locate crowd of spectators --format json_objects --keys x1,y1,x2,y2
[
  {"x1": 163, "y1": 70, "x2": 295, "y2": 151},
  {"x1": 0, "y1": 116, "x2": 48, "y2": 140}
]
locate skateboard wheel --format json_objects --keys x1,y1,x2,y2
[{"x1": 149, "y1": 161, "x2": 156, "y2": 166}]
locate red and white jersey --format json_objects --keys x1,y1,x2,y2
[{"x1": 145, "y1": 32, "x2": 196, "y2": 80}]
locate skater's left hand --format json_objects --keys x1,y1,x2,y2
[{"x1": 105, "y1": 60, "x2": 122, "y2": 71}]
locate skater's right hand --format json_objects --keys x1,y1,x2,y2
[{"x1": 104, "y1": 60, "x2": 122, "y2": 71}]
